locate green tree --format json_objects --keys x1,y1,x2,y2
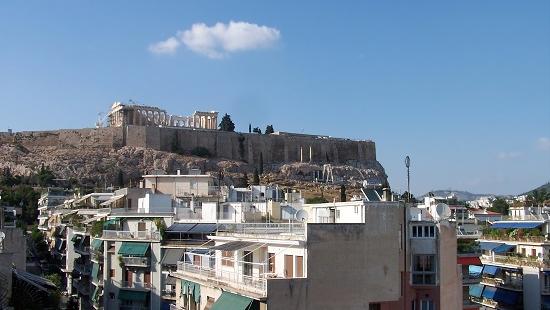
[
  {"x1": 218, "y1": 114, "x2": 235, "y2": 132},
  {"x1": 488, "y1": 197, "x2": 510, "y2": 215},
  {"x1": 248, "y1": 124, "x2": 252, "y2": 133},
  {"x1": 252, "y1": 168, "x2": 260, "y2": 185},
  {"x1": 529, "y1": 189, "x2": 549, "y2": 208},
  {"x1": 36, "y1": 164, "x2": 56, "y2": 187},
  {"x1": 252, "y1": 127, "x2": 262, "y2": 134},
  {"x1": 259, "y1": 152, "x2": 264, "y2": 175},
  {"x1": 265, "y1": 125, "x2": 274, "y2": 134},
  {"x1": 45, "y1": 273, "x2": 62, "y2": 288},
  {"x1": 306, "y1": 196, "x2": 329, "y2": 204},
  {"x1": 340, "y1": 185, "x2": 347, "y2": 202},
  {"x1": 117, "y1": 169, "x2": 124, "y2": 187}
]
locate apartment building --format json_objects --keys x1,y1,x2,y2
[{"x1": 170, "y1": 200, "x2": 462, "y2": 310}]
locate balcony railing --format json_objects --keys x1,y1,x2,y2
[
  {"x1": 462, "y1": 274, "x2": 481, "y2": 284},
  {"x1": 218, "y1": 223, "x2": 305, "y2": 236},
  {"x1": 479, "y1": 234, "x2": 547, "y2": 243},
  {"x1": 75, "y1": 246, "x2": 91, "y2": 255},
  {"x1": 122, "y1": 256, "x2": 150, "y2": 267},
  {"x1": 482, "y1": 254, "x2": 550, "y2": 268},
  {"x1": 74, "y1": 263, "x2": 92, "y2": 275},
  {"x1": 176, "y1": 261, "x2": 267, "y2": 296},
  {"x1": 102, "y1": 230, "x2": 161, "y2": 241},
  {"x1": 481, "y1": 276, "x2": 523, "y2": 290},
  {"x1": 113, "y1": 280, "x2": 154, "y2": 291}
]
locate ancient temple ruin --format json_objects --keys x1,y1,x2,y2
[{"x1": 107, "y1": 102, "x2": 218, "y2": 129}]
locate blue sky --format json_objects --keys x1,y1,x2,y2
[{"x1": 1, "y1": 1, "x2": 549, "y2": 196}]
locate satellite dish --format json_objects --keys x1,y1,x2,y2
[
  {"x1": 435, "y1": 203, "x2": 451, "y2": 220},
  {"x1": 295, "y1": 209, "x2": 309, "y2": 222}
]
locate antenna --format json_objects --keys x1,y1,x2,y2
[
  {"x1": 405, "y1": 155, "x2": 411, "y2": 203},
  {"x1": 435, "y1": 203, "x2": 452, "y2": 221}
]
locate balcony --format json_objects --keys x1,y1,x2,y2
[
  {"x1": 73, "y1": 280, "x2": 91, "y2": 295},
  {"x1": 480, "y1": 234, "x2": 547, "y2": 243},
  {"x1": 74, "y1": 262, "x2": 92, "y2": 275},
  {"x1": 121, "y1": 256, "x2": 150, "y2": 267},
  {"x1": 481, "y1": 276, "x2": 522, "y2": 291},
  {"x1": 112, "y1": 280, "x2": 154, "y2": 291},
  {"x1": 482, "y1": 254, "x2": 550, "y2": 268},
  {"x1": 162, "y1": 288, "x2": 176, "y2": 300},
  {"x1": 462, "y1": 274, "x2": 482, "y2": 285},
  {"x1": 91, "y1": 251, "x2": 104, "y2": 263},
  {"x1": 75, "y1": 246, "x2": 91, "y2": 255},
  {"x1": 102, "y1": 230, "x2": 161, "y2": 241},
  {"x1": 175, "y1": 261, "x2": 267, "y2": 298},
  {"x1": 216, "y1": 223, "x2": 305, "y2": 241}
]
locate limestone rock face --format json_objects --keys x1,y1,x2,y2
[{"x1": 0, "y1": 144, "x2": 387, "y2": 188}]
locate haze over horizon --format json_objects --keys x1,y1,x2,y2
[{"x1": 1, "y1": 1, "x2": 549, "y2": 196}]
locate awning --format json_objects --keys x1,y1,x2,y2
[
  {"x1": 189, "y1": 223, "x2": 218, "y2": 234},
  {"x1": 479, "y1": 241, "x2": 502, "y2": 251},
  {"x1": 118, "y1": 242, "x2": 150, "y2": 256},
  {"x1": 166, "y1": 223, "x2": 219, "y2": 234},
  {"x1": 469, "y1": 284, "x2": 484, "y2": 298},
  {"x1": 91, "y1": 239, "x2": 103, "y2": 252},
  {"x1": 167, "y1": 223, "x2": 197, "y2": 233},
  {"x1": 482, "y1": 286, "x2": 497, "y2": 299},
  {"x1": 491, "y1": 221, "x2": 544, "y2": 229},
  {"x1": 118, "y1": 290, "x2": 148, "y2": 301},
  {"x1": 211, "y1": 291, "x2": 254, "y2": 310},
  {"x1": 100, "y1": 194, "x2": 125, "y2": 206},
  {"x1": 493, "y1": 288, "x2": 519, "y2": 305},
  {"x1": 483, "y1": 265, "x2": 500, "y2": 276},
  {"x1": 209, "y1": 241, "x2": 258, "y2": 252},
  {"x1": 469, "y1": 265, "x2": 483, "y2": 277},
  {"x1": 91, "y1": 263, "x2": 99, "y2": 281},
  {"x1": 181, "y1": 280, "x2": 201, "y2": 303},
  {"x1": 161, "y1": 249, "x2": 185, "y2": 265},
  {"x1": 458, "y1": 257, "x2": 482, "y2": 265},
  {"x1": 492, "y1": 243, "x2": 516, "y2": 254}
]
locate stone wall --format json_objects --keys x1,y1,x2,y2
[{"x1": 0, "y1": 126, "x2": 376, "y2": 166}]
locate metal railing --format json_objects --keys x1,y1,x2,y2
[
  {"x1": 176, "y1": 261, "x2": 267, "y2": 296},
  {"x1": 462, "y1": 274, "x2": 481, "y2": 284},
  {"x1": 113, "y1": 280, "x2": 154, "y2": 290},
  {"x1": 218, "y1": 223, "x2": 305, "y2": 235},
  {"x1": 480, "y1": 234, "x2": 547, "y2": 243},
  {"x1": 75, "y1": 246, "x2": 91, "y2": 254},
  {"x1": 481, "y1": 276, "x2": 523, "y2": 290},
  {"x1": 74, "y1": 262, "x2": 92, "y2": 275},
  {"x1": 122, "y1": 256, "x2": 150, "y2": 267},
  {"x1": 482, "y1": 254, "x2": 550, "y2": 268},
  {"x1": 102, "y1": 230, "x2": 161, "y2": 241}
]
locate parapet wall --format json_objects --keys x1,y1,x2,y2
[{"x1": 0, "y1": 126, "x2": 376, "y2": 166}]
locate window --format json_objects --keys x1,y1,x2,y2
[
  {"x1": 144, "y1": 272, "x2": 151, "y2": 286},
  {"x1": 138, "y1": 222, "x2": 146, "y2": 232},
  {"x1": 268, "y1": 253, "x2": 276, "y2": 273},
  {"x1": 544, "y1": 274, "x2": 550, "y2": 290},
  {"x1": 193, "y1": 255, "x2": 202, "y2": 266},
  {"x1": 412, "y1": 255, "x2": 436, "y2": 285},
  {"x1": 284, "y1": 255, "x2": 294, "y2": 278},
  {"x1": 354, "y1": 206, "x2": 359, "y2": 214},
  {"x1": 369, "y1": 303, "x2": 381, "y2": 310},
  {"x1": 222, "y1": 251, "x2": 234, "y2": 267},
  {"x1": 532, "y1": 249, "x2": 537, "y2": 257},
  {"x1": 127, "y1": 198, "x2": 132, "y2": 209},
  {"x1": 411, "y1": 225, "x2": 435, "y2": 238},
  {"x1": 420, "y1": 299, "x2": 435, "y2": 310},
  {"x1": 336, "y1": 210, "x2": 341, "y2": 219},
  {"x1": 522, "y1": 248, "x2": 526, "y2": 256},
  {"x1": 109, "y1": 269, "x2": 115, "y2": 277},
  {"x1": 296, "y1": 256, "x2": 304, "y2": 277},
  {"x1": 109, "y1": 293, "x2": 115, "y2": 300}
]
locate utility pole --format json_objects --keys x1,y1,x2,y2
[{"x1": 405, "y1": 156, "x2": 411, "y2": 203}]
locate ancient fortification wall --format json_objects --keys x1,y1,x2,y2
[{"x1": 0, "y1": 126, "x2": 376, "y2": 166}]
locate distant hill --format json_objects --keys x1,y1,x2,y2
[
  {"x1": 522, "y1": 182, "x2": 550, "y2": 196},
  {"x1": 419, "y1": 190, "x2": 496, "y2": 202}
]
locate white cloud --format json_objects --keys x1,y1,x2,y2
[
  {"x1": 497, "y1": 151, "x2": 522, "y2": 160},
  {"x1": 149, "y1": 21, "x2": 280, "y2": 58},
  {"x1": 148, "y1": 37, "x2": 180, "y2": 55},
  {"x1": 537, "y1": 137, "x2": 550, "y2": 151}
]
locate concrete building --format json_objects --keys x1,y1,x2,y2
[{"x1": 170, "y1": 201, "x2": 462, "y2": 310}]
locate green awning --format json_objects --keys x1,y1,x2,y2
[
  {"x1": 118, "y1": 242, "x2": 150, "y2": 256},
  {"x1": 118, "y1": 290, "x2": 148, "y2": 301},
  {"x1": 91, "y1": 239, "x2": 103, "y2": 251},
  {"x1": 91, "y1": 286, "x2": 99, "y2": 302},
  {"x1": 181, "y1": 280, "x2": 201, "y2": 303},
  {"x1": 211, "y1": 291, "x2": 254, "y2": 310},
  {"x1": 91, "y1": 263, "x2": 99, "y2": 281}
]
